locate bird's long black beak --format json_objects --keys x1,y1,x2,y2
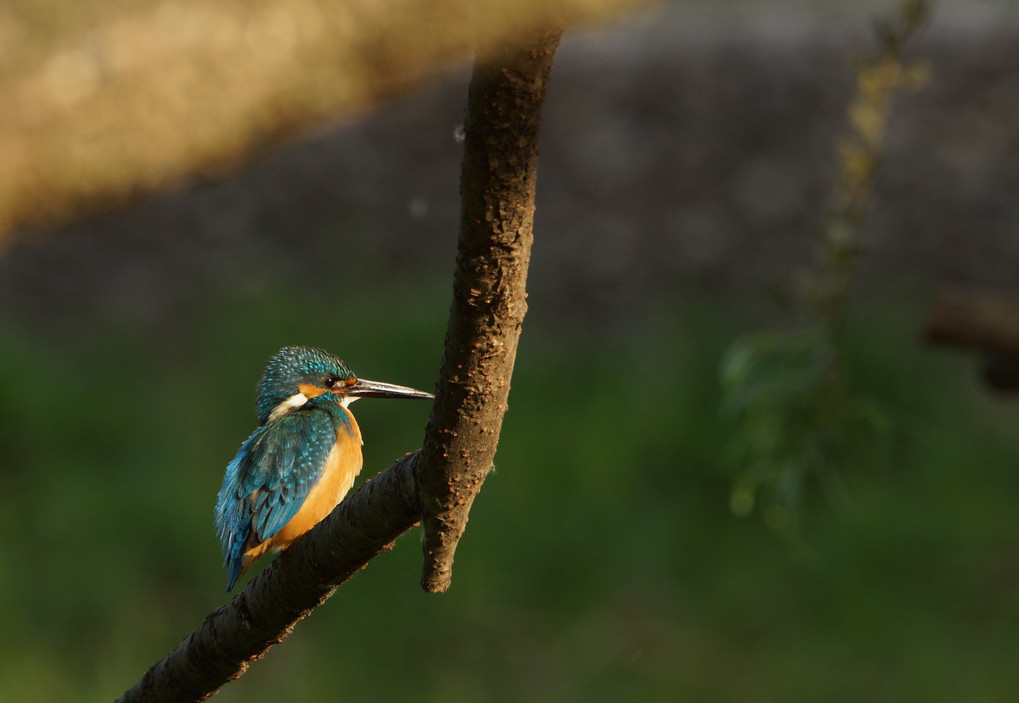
[{"x1": 342, "y1": 378, "x2": 433, "y2": 400}]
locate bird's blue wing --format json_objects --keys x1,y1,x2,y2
[
  {"x1": 215, "y1": 435, "x2": 258, "y2": 589},
  {"x1": 215, "y1": 402, "x2": 342, "y2": 588}
]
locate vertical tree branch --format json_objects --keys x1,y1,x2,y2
[{"x1": 416, "y1": 27, "x2": 564, "y2": 592}]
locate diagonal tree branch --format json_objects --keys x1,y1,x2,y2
[
  {"x1": 925, "y1": 288, "x2": 1019, "y2": 356},
  {"x1": 117, "y1": 452, "x2": 422, "y2": 703},
  {"x1": 924, "y1": 287, "x2": 1019, "y2": 392},
  {"x1": 117, "y1": 27, "x2": 563, "y2": 703}
]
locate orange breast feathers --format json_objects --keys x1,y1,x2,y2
[{"x1": 242, "y1": 411, "x2": 363, "y2": 567}]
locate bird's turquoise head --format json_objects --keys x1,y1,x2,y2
[{"x1": 255, "y1": 346, "x2": 432, "y2": 425}]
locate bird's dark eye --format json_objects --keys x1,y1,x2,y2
[{"x1": 324, "y1": 376, "x2": 338, "y2": 388}]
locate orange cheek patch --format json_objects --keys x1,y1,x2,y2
[{"x1": 297, "y1": 383, "x2": 328, "y2": 398}]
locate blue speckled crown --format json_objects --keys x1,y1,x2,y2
[{"x1": 255, "y1": 346, "x2": 354, "y2": 424}]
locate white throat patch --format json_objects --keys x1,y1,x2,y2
[
  {"x1": 268, "y1": 391, "x2": 361, "y2": 420},
  {"x1": 267, "y1": 392, "x2": 309, "y2": 422}
]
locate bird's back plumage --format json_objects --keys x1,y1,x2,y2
[{"x1": 216, "y1": 384, "x2": 362, "y2": 591}]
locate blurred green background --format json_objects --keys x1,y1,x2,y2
[
  {"x1": 2, "y1": 284, "x2": 1018, "y2": 702},
  {"x1": 2, "y1": 1, "x2": 1019, "y2": 702}
]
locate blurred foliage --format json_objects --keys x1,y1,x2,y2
[
  {"x1": 1, "y1": 286, "x2": 1018, "y2": 701},
  {"x1": 807, "y1": 0, "x2": 931, "y2": 323},
  {"x1": 720, "y1": 0, "x2": 932, "y2": 532},
  {"x1": 720, "y1": 328, "x2": 891, "y2": 532}
]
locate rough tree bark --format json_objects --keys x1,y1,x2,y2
[
  {"x1": 116, "y1": 27, "x2": 563, "y2": 703},
  {"x1": 418, "y1": 28, "x2": 562, "y2": 593}
]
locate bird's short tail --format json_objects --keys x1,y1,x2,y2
[
  {"x1": 223, "y1": 526, "x2": 250, "y2": 591},
  {"x1": 226, "y1": 557, "x2": 246, "y2": 592}
]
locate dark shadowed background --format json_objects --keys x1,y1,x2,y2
[{"x1": 1, "y1": 1, "x2": 1018, "y2": 701}]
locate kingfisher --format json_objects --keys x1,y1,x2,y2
[{"x1": 215, "y1": 346, "x2": 432, "y2": 591}]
